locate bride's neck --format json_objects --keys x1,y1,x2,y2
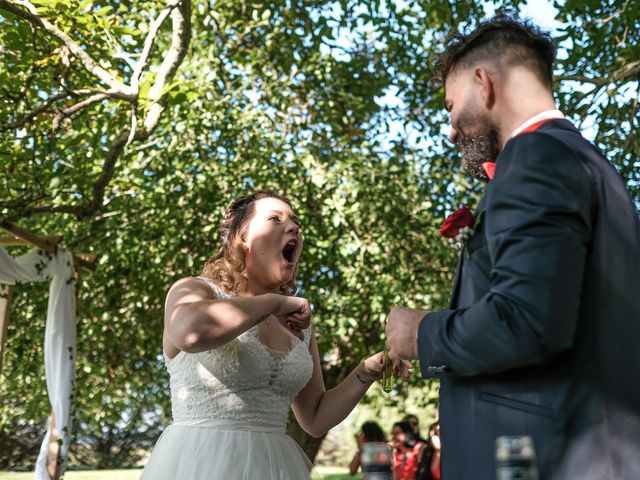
[{"x1": 241, "y1": 279, "x2": 280, "y2": 297}]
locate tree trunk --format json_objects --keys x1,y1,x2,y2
[
  {"x1": 286, "y1": 411, "x2": 327, "y2": 464},
  {"x1": 286, "y1": 364, "x2": 351, "y2": 464}
]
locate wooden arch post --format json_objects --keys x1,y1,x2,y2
[
  {"x1": 0, "y1": 283, "x2": 12, "y2": 373},
  {"x1": 0, "y1": 219, "x2": 95, "y2": 480}
]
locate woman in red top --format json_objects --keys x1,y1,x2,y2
[
  {"x1": 416, "y1": 421, "x2": 441, "y2": 480},
  {"x1": 391, "y1": 421, "x2": 426, "y2": 480}
]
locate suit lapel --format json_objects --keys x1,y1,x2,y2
[
  {"x1": 448, "y1": 192, "x2": 489, "y2": 309},
  {"x1": 448, "y1": 253, "x2": 465, "y2": 309}
]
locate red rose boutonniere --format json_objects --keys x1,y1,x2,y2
[{"x1": 440, "y1": 206, "x2": 476, "y2": 245}]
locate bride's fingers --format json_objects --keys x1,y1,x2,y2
[
  {"x1": 393, "y1": 360, "x2": 414, "y2": 380},
  {"x1": 372, "y1": 352, "x2": 385, "y2": 372},
  {"x1": 403, "y1": 362, "x2": 414, "y2": 380},
  {"x1": 285, "y1": 321, "x2": 305, "y2": 340},
  {"x1": 371, "y1": 352, "x2": 384, "y2": 374},
  {"x1": 392, "y1": 360, "x2": 413, "y2": 371},
  {"x1": 287, "y1": 312, "x2": 310, "y2": 328}
]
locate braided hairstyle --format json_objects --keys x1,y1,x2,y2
[{"x1": 201, "y1": 190, "x2": 299, "y2": 296}]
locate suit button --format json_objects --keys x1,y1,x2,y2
[{"x1": 427, "y1": 366, "x2": 449, "y2": 374}]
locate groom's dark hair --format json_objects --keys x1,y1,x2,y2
[{"x1": 437, "y1": 14, "x2": 556, "y2": 89}]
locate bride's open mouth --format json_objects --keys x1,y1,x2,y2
[{"x1": 281, "y1": 239, "x2": 298, "y2": 266}]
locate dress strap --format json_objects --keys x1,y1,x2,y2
[
  {"x1": 302, "y1": 323, "x2": 313, "y2": 347},
  {"x1": 194, "y1": 276, "x2": 232, "y2": 299}
]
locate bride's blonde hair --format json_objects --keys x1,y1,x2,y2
[{"x1": 201, "y1": 191, "x2": 299, "y2": 296}]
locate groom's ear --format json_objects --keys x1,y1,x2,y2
[{"x1": 474, "y1": 66, "x2": 496, "y2": 110}]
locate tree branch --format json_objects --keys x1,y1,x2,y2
[
  {"x1": 89, "y1": 130, "x2": 131, "y2": 214},
  {"x1": 101, "y1": 26, "x2": 137, "y2": 71},
  {"x1": 610, "y1": 60, "x2": 640, "y2": 83},
  {"x1": 558, "y1": 60, "x2": 640, "y2": 86},
  {"x1": 28, "y1": 129, "x2": 132, "y2": 218},
  {"x1": 0, "y1": 0, "x2": 135, "y2": 98},
  {"x1": 131, "y1": 0, "x2": 180, "y2": 86},
  {"x1": 1, "y1": 89, "x2": 133, "y2": 132},
  {"x1": 143, "y1": 0, "x2": 191, "y2": 133},
  {"x1": 1, "y1": 0, "x2": 193, "y2": 221},
  {"x1": 24, "y1": 115, "x2": 168, "y2": 218},
  {"x1": 52, "y1": 92, "x2": 111, "y2": 131},
  {"x1": 0, "y1": 91, "x2": 68, "y2": 131},
  {"x1": 594, "y1": 0, "x2": 629, "y2": 24}
]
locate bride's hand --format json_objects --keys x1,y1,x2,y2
[
  {"x1": 362, "y1": 352, "x2": 414, "y2": 382},
  {"x1": 274, "y1": 295, "x2": 311, "y2": 340},
  {"x1": 362, "y1": 352, "x2": 385, "y2": 381},
  {"x1": 392, "y1": 358, "x2": 414, "y2": 381}
]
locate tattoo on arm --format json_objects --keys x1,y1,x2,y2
[{"x1": 355, "y1": 371, "x2": 371, "y2": 385}]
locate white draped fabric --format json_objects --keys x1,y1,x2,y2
[{"x1": 0, "y1": 246, "x2": 76, "y2": 480}]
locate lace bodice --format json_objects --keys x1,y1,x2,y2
[{"x1": 165, "y1": 277, "x2": 314, "y2": 428}]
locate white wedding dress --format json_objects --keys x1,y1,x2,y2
[{"x1": 141, "y1": 277, "x2": 314, "y2": 479}]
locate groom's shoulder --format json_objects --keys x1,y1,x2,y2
[
  {"x1": 496, "y1": 125, "x2": 593, "y2": 190},
  {"x1": 513, "y1": 119, "x2": 598, "y2": 159},
  {"x1": 502, "y1": 122, "x2": 607, "y2": 176},
  {"x1": 501, "y1": 128, "x2": 582, "y2": 168}
]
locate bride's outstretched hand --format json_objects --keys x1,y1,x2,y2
[
  {"x1": 362, "y1": 352, "x2": 414, "y2": 382},
  {"x1": 392, "y1": 358, "x2": 414, "y2": 381},
  {"x1": 363, "y1": 352, "x2": 385, "y2": 380}
]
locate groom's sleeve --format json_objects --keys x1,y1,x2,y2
[{"x1": 418, "y1": 132, "x2": 593, "y2": 378}]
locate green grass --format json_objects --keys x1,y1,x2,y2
[
  {"x1": 0, "y1": 466, "x2": 358, "y2": 480},
  {"x1": 313, "y1": 466, "x2": 360, "y2": 479},
  {"x1": 0, "y1": 471, "x2": 140, "y2": 480}
]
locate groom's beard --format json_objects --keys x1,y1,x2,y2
[{"x1": 456, "y1": 113, "x2": 500, "y2": 181}]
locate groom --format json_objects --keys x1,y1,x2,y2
[{"x1": 385, "y1": 15, "x2": 640, "y2": 480}]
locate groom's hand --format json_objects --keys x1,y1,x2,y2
[{"x1": 385, "y1": 307, "x2": 426, "y2": 361}]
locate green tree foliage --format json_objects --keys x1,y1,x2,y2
[
  {"x1": 554, "y1": 0, "x2": 640, "y2": 191},
  {"x1": 0, "y1": 0, "x2": 638, "y2": 467}
]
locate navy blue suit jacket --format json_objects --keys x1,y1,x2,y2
[{"x1": 418, "y1": 119, "x2": 640, "y2": 479}]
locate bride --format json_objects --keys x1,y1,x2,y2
[{"x1": 141, "y1": 190, "x2": 409, "y2": 479}]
